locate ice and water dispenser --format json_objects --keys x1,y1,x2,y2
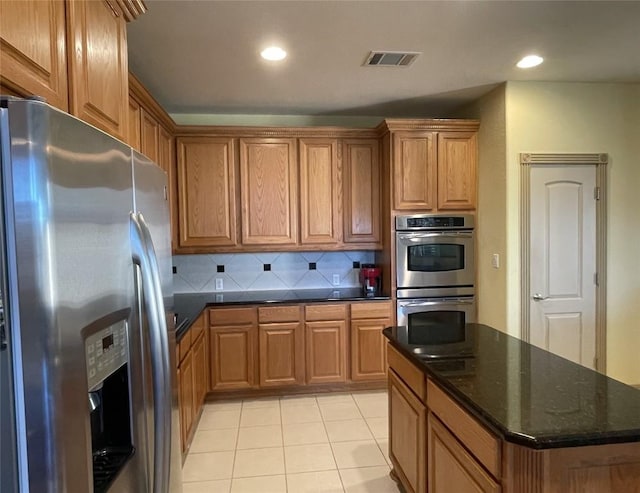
[{"x1": 85, "y1": 320, "x2": 134, "y2": 493}]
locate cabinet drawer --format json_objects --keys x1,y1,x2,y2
[
  {"x1": 259, "y1": 305, "x2": 301, "y2": 323},
  {"x1": 209, "y1": 307, "x2": 257, "y2": 326},
  {"x1": 427, "y1": 379, "x2": 501, "y2": 479},
  {"x1": 351, "y1": 301, "x2": 392, "y2": 320},
  {"x1": 305, "y1": 303, "x2": 347, "y2": 321},
  {"x1": 178, "y1": 330, "x2": 192, "y2": 363},
  {"x1": 190, "y1": 314, "x2": 205, "y2": 342},
  {"x1": 387, "y1": 343, "x2": 425, "y2": 401}
]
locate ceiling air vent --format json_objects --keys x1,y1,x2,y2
[{"x1": 364, "y1": 51, "x2": 420, "y2": 67}]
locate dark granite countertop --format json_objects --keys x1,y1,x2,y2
[
  {"x1": 174, "y1": 288, "x2": 390, "y2": 341},
  {"x1": 383, "y1": 324, "x2": 640, "y2": 449}
]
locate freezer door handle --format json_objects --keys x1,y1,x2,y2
[{"x1": 130, "y1": 212, "x2": 171, "y2": 493}]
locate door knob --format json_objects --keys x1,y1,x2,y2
[{"x1": 532, "y1": 293, "x2": 547, "y2": 301}]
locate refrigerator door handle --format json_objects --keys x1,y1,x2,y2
[{"x1": 130, "y1": 212, "x2": 171, "y2": 493}]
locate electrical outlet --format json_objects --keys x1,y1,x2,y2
[
  {"x1": 215, "y1": 278, "x2": 223, "y2": 290},
  {"x1": 491, "y1": 254, "x2": 500, "y2": 269},
  {"x1": 332, "y1": 274, "x2": 340, "y2": 286}
]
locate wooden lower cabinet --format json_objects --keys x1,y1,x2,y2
[
  {"x1": 305, "y1": 320, "x2": 346, "y2": 384},
  {"x1": 428, "y1": 413, "x2": 500, "y2": 493},
  {"x1": 177, "y1": 314, "x2": 208, "y2": 454},
  {"x1": 210, "y1": 325, "x2": 256, "y2": 390},
  {"x1": 178, "y1": 350, "x2": 194, "y2": 452},
  {"x1": 351, "y1": 301, "x2": 392, "y2": 382},
  {"x1": 389, "y1": 368, "x2": 426, "y2": 493},
  {"x1": 192, "y1": 332, "x2": 207, "y2": 410},
  {"x1": 351, "y1": 316, "x2": 390, "y2": 381},
  {"x1": 259, "y1": 322, "x2": 304, "y2": 387}
]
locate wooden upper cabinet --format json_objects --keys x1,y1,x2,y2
[
  {"x1": 0, "y1": 0, "x2": 68, "y2": 110},
  {"x1": 343, "y1": 139, "x2": 381, "y2": 245},
  {"x1": 177, "y1": 137, "x2": 237, "y2": 248},
  {"x1": 437, "y1": 132, "x2": 477, "y2": 211},
  {"x1": 158, "y1": 126, "x2": 173, "y2": 175},
  {"x1": 128, "y1": 98, "x2": 142, "y2": 151},
  {"x1": 240, "y1": 138, "x2": 298, "y2": 245},
  {"x1": 67, "y1": 0, "x2": 129, "y2": 142},
  {"x1": 299, "y1": 138, "x2": 341, "y2": 246},
  {"x1": 141, "y1": 108, "x2": 159, "y2": 162},
  {"x1": 393, "y1": 132, "x2": 436, "y2": 211}
]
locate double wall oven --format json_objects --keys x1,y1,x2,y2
[{"x1": 395, "y1": 214, "x2": 476, "y2": 358}]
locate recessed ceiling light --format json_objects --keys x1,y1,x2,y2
[
  {"x1": 517, "y1": 55, "x2": 544, "y2": 69},
  {"x1": 261, "y1": 46, "x2": 287, "y2": 61}
]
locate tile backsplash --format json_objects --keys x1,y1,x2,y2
[{"x1": 172, "y1": 251, "x2": 375, "y2": 293}]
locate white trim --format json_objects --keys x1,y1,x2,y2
[{"x1": 520, "y1": 153, "x2": 608, "y2": 373}]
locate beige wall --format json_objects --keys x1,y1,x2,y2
[
  {"x1": 506, "y1": 82, "x2": 640, "y2": 385},
  {"x1": 458, "y1": 85, "x2": 508, "y2": 331},
  {"x1": 460, "y1": 81, "x2": 640, "y2": 384}
]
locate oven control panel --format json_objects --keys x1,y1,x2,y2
[
  {"x1": 85, "y1": 321, "x2": 128, "y2": 390},
  {"x1": 396, "y1": 214, "x2": 475, "y2": 231}
]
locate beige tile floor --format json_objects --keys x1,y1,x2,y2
[{"x1": 182, "y1": 390, "x2": 401, "y2": 493}]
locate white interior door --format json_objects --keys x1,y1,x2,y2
[{"x1": 529, "y1": 165, "x2": 597, "y2": 368}]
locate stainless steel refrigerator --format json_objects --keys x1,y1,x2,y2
[{"x1": 0, "y1": 98, "x2": 182, "y2": 493}]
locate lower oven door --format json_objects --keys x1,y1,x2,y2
[{"x1": 396, "y1": 297, "x2": 477, "y2": 358}]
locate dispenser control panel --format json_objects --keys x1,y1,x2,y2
[{"x1": 85, "y1": 320, "x2": 128, "y2": 390}]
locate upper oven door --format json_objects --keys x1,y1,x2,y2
[{"x1": 396, "y1": 231, "x2": 475, "y2": 288}]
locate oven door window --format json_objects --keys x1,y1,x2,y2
[
  {"x1": 407, "y1": 310, "x2": 466, "y2": 345},
  {"x1": 407, "y1": 244, "x2": 465, "y2": 272}
]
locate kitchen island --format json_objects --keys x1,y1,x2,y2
[{"x1": 383, "y1": 324, "x2": 640, "y2": 493}]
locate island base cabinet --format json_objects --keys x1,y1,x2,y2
[
  {"x1": 389, "y1": 368, "x2": 426, "y2": 493},
  {"x1": 428, "y1": 413, "x2": 501, "y2": 493},
  {"x1": 502, "y1": 441, "x2": 640, "y2": 493}
]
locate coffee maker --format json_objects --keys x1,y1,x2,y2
[{"x1": 360, "y1": 264, "x2": 381, "y2": 297}]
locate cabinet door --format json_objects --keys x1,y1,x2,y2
[
  {"x1": 437, "y1": 132, "x2": 477, "y2": 211},
  {"x1": 177, "y1": 137, "x2": 238, "y2": 248},
  {"x1": 210, "y1": 325, "x2": 256, "y2": 390},
  {"x1": 393, "y1": 132, "x2": 436, "y2": 211},
  {"x1": 192, "y1": 332, "x2": 207, "y2": 412},
  {"x1": 299, "y1": 138, "x2": 341, "y2": 246},
  {"x1": 259, "y1": 322, "x2": 305, "y2": 387},
  {"x1": 240, "y1": 138, "x2": 298, "y2": 245},
  {"x1": 351, "y1": 318, "x2": 389, "y2": 381},
  {"x1": 305, "y1": 320, "x2": 346, "y2": 384},
  {"x1": 179, "y1": 351, "x2": 194, "y2": 452},
  {"x1": 343, "y1": 139, "x2": 381, "y2": 245},
  {"x1": 428, "y1": 413, "x2": 500, "y2": 493},
  {"x1": 67, "y1": 0, "x2": 129, "y2": 141},
  {"x1": 158, "y1": 126, "x2": 175, "y2": 249},
  {"x1": 389, "y1": 368, "x2": 426, "y2": 493},
  {"x1": 128, "y1": 98, "x2": 142, "y2": 151},
  {"x1": 141, "y1": 108, "x2": 159, "y2": 162},
  {"x1": 0, "y1": 0, "x2": 68, "y2": 110}
]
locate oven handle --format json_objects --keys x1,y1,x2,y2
[
  {"x1": 399, "y1": 298, "x2": 475, "y2": 307},
  {"x1": 397, "y1": 231, "x2": 474, "y2": 241}
]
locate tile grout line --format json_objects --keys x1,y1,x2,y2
[
  {"x1": 318, "y1": 393, "x2": 347, "y2": 493},
  {"x1": 280, "y1": 397, "x2": 288, "y2": 493}
]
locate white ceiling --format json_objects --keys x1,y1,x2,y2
[{"x1": 127, "y1": 1, "x2": 640, "y2": 118}]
